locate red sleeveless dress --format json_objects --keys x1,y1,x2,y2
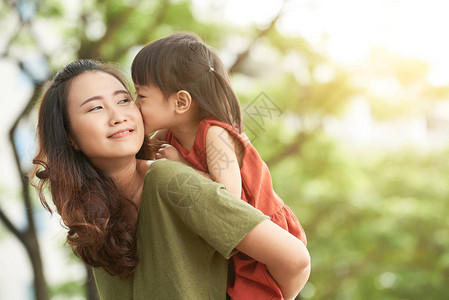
[{"x1": 165, "y1": 116, "x2": 307, "y2": 300}]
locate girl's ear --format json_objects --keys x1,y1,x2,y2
[{"x1": 174, "y1": 90, "x2": 192, "y2": 114}]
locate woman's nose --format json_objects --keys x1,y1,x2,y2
[{"x1": 109, "y1": 109, "x2": 127, "y2": 125}]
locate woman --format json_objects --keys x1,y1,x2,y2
[{"x1": 30, "y1": 59, "x2": 310, "y2": 300}]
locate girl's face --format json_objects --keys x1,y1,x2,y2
[
  {"x1": 67, "y1": 71, "x2": 144, "y2": 169},
  {"x1": 134, "y1": 84, "x2": 177, "y2": 134}
]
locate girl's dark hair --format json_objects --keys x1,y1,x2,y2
[
  {"x1": 30, "y1": 59, "x2": 146, "y2": 278},
  {"x1": 131, "y1": 32, "x2": 243, "y2": 132}
]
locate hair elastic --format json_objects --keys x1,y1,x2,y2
[{"x1": 209, "y1": 66, "x2": 215, "y2": 72}]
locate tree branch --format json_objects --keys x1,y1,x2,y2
[
  {"x1": 108, "y1": 0, "x2": 171, "y2": 62},
  {"x1": 0, "y1": 206, "x2": 26, "y2": 244},
  {"x1": 265, "y1": 132, "x2": 308, "y2": 168},
  {"x1": 229, "y1": 0, "x2": 289, "y2": 74},
  {"x1": 9, "y1": 84, "x2": 41, "y2": 227},
  {"x1": 0, "y1": 11, "x2": 26, "y2": 58},
  {"x1": 78, "y1": 0, "x2": 144, "y2": 59}
]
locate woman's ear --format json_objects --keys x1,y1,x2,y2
[
  {"x1": 69, "y1": 136, "x2": 80, "y2": 152},
  {"x1": 174, "y1": 90, "x2": 192, "y2": 114}
]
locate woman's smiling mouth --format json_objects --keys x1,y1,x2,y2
[{"x1": 108, "y1": 129, "x2": 134, "y2": 138}]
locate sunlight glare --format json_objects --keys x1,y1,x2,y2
[{"x1": 277, "y1": 0, "x2": 449, "y2": 83}]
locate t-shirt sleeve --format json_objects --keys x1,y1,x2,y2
[{"x1": 146, "y1": 159, "x2": 268, "y2": 259}]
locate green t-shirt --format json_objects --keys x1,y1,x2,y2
[{"x1": 93, "y1": 159, "x2": 268, "y2": 300}]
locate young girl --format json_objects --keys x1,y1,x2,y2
[
  {"x1": 132, "y1": 32, "x2": 308, "y2": 300},
  {"x1": 31, "y1": 59, "x2": 310, "y2": 300}
]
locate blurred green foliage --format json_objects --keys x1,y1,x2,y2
[
  {"x1": 269, "y1": 136, "x2": 449, "y2": 299},
  {"x1": 2, "y1": 0, "x2": 449, "y2": 299}
]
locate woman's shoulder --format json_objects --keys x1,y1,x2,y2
[
  {"x1": 141, "y1": 159, "x2": 197, "y2": 181},
  {"x1": 140, "y1": 159, "x2": 209, "y2": 203}
]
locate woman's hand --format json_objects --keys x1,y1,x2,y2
[{"x1": 155, "y1": 144, "x2": 187, "y2": 163}]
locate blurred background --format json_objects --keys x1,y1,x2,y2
[{"x1": 1, "y1": 0, "x2": 449, "y2": 299}]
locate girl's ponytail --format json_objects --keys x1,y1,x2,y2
[{"x1": 208, "y1": 66, "x2": 243, "y2": 132}]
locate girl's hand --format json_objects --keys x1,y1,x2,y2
[
  {"x1": 155, "y1": 144, "x2": 186, "y2": 164},
  {"x1": 155, "y1": 144, "x2": 213, "y2": 180}
]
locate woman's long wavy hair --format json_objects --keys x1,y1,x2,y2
[
  {"x1": 132, "y1": 32, "x2": 243, "y2": 132},
  {"x1": 30, "y1": 59, "x2": 148, "y2": 278}
]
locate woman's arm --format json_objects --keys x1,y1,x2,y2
[
  {"x1": 205, "y1": 126, "x2": 242, "y2": 197},
  {"x1": 150, "y1": 160, "x2": 309, "y2": 298},
  {"x1": 204, "y1": 127, "x2": 310, "y2": 297},
  {"x1": 236, "y1": 219, "x2": 311, "y2": 300}
]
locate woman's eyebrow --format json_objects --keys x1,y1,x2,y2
[
  {"x1": 80, "y1": 90, "x2": 129, "y2": 107},
  {"x1": 114, "y1": 89, "x2": 129, "y2": 96},
  {"x1": 80, "y1": 96, "x2": 101, "y2": 107}
]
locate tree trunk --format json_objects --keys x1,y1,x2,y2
[
  {"x1": 24, "y1": 228, "x2": 50, "y2": 300},
  {"x1": 6, "y1": 84, "x2": 50, "y2": 300}
]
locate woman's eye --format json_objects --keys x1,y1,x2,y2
[
  {"x1": 118, "y1": 98, "x2": 131, "y2": 104},
  {"x1": 88, "y1": 106, "x2": 103, "y2": 112}
]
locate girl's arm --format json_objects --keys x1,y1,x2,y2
[
  {"x1": 205, "y1": 126, "x2": 242, "y2": 197},
  {"x1": 236, "y1": 219, "x2": 311, "y2": 300}
]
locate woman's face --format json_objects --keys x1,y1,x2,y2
[{"x1": 67, "y1": 71, "x2": 144, "y2": 169}]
